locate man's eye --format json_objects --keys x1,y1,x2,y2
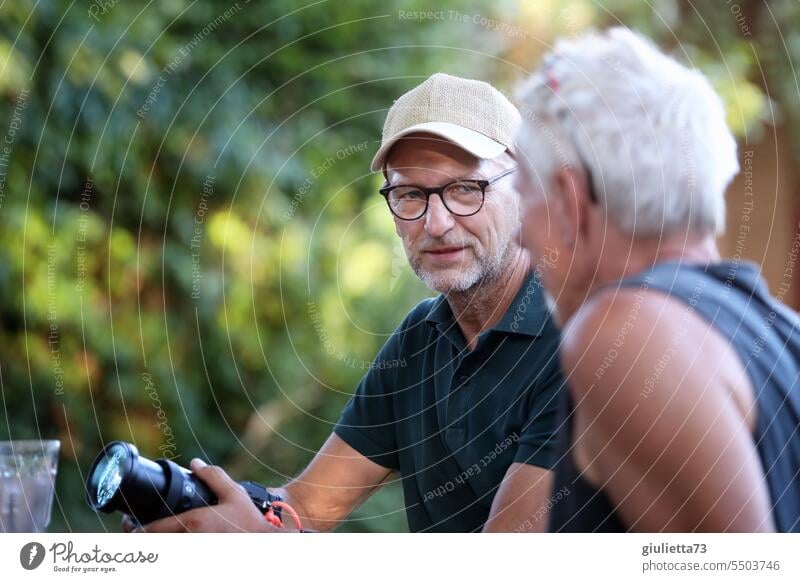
[
  {"x1": 398, "y1": 189, "x2": 425, "y2": 200},
  {"x1": 451, "y1": 183, "x2": 481, "y2": 194}
]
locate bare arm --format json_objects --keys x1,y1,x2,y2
[
  {"x1": 562, "y1": 290, "x2": 774, "y2": 532},
  {"x1": 129, "y1": 433, "x2": 392, "y2": 533},
  {"x1": 272, "y1": 433, "x2": 394, "y2": 532},
  {"x1": 483, "y1": 463, "x2": 553, "y2": 532}
]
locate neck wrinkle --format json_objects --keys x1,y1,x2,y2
[
  {"x1": 589, "y1": 236, "x2": 719, "y2": 300},
  {"x1": 445, "y1": 247, "x2": 530, "y2": 350}
]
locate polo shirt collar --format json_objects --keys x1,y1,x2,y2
[{"x1": 424, "y1": 271, "x2": 550, "y2": 337}]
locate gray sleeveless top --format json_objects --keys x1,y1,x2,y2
[{"x1": 549, "y1": 260, "x2": 800, "y2": 532}]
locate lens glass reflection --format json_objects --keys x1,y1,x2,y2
[{"x1": 95, "y1": 446, "x2": 126, "y2": 507}]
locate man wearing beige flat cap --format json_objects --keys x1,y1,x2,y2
[{"x1": 130, "y1": 73, "x2": 564, "y2": 533}]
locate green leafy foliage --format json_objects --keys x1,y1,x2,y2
[{"x1": 0, "y1": 0, "x2": 796, "y2": 532}]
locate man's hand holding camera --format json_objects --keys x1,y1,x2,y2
[{"x1": 122, "y1": 459, "x2": 287, "y2": 533}]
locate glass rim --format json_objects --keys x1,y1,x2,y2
[{"x1": 0, "y1": 440, "x2": 61, "y2": 450}]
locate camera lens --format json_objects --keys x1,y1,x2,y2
[
  {"x1": 94, "y1": 444, "x2": 126, "y2": 507},
  {"x1": 85, "y1": 441, "x2": 216, "y2": 524}
]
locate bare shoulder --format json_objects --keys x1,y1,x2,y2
[
  {"x1": 559, "y1": 284, "x2": 770, "y2": 531},
  {"x1": 560, "y1": 284, "x2": 755, "y2": 429}
]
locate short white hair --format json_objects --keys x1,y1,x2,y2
[{"x1": 515, "y1": 27, "x2": 739, "y2": 237}]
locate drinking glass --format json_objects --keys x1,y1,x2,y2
[{"x1": 0, "y1": 440, "x2": 60, "y2": 532}]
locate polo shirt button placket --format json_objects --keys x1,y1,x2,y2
[{"x1": 444, "y1": 371, "x2": 470, "y2": 454}]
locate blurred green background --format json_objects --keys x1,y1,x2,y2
[{"x1": 1, "y1": 0, "x2": 798, "y2": 532}]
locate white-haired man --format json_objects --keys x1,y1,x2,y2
[{"x1": 515, "y1": 27, "x2": 800, "y2": 532}]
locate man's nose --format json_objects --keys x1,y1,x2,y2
[{"x1": 424, "y1": 195, "x2": 455, "y2": 238}]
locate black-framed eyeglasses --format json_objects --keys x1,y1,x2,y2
[{"x1": 379, "y1": 167, "x2": 518, "y2": 221}]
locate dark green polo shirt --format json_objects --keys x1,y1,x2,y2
[{"x1": 334, "y1": 271, "x2": 564, "y2": 532}]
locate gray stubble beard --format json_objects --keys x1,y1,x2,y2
[{"x1": 406, "y1": 235, "x2": 518, "y2": 295}]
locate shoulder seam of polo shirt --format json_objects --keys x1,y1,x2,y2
[{"x1": 333, "y1": 298, "x2": 435, "y2": 470}]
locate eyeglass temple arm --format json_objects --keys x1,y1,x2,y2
[{"x1": 487, "y1": 166, "x2": 518, "y2": 184}]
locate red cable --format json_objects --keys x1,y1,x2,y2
[
  {"x1": 263, "y1": 506, "x2": 283, "y2": 528},
  {"x1": 271, "y1": 501, "x2": 303, "y2": 531}
]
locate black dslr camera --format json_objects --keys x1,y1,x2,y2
[{"x1": 85, "y1": 441, "x2": 281, "y2": 526}]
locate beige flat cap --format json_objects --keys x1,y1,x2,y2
[{"x1": 371, "y1": 73, "x2": 521, "y2": 172}]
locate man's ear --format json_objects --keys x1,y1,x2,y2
[{"x1": 552, "y1": 166, "x2": 592, "y2": 247}]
